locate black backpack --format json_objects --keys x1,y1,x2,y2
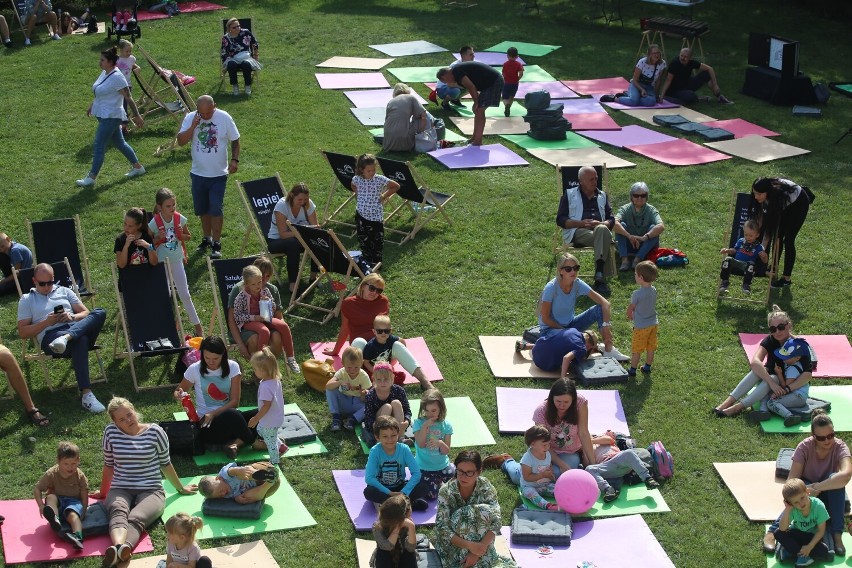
[{"x1": 86, "y1": 15, "x2": 98, "y2": 34}]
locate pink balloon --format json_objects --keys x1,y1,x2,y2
[{"x1": 553, "y1": 469, "x2": 600, "y2": 514}]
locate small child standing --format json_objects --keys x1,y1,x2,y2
[
  {"x1": 775, "y1": 478, "x2": 833, "y2": 565},
  {"x1": 34, "y1": 441, "x2": 88, "y2": 550},
  {"x1": 501, "y1": 47, "x2": 524, "y2": 116},
  {"x1": 351, "y1": 153, "x2": 400, "y2": 267},
  {"x1": 326, "y1": 346, "x2": 372, "y2": 432},
  {"x1": 148, "y1": 188, "x2": 204, "y2": 337},
  {"x1": 626, "y1": 260, "x2": 658, "y2": 377},
  {"x1": 585, "y1": 430, "x2": 659, "y2": 503},
  {"x1": 412, "y1": 389, "x2": 454, "y2": 500},
  {"x1": 719, "y1": 218, "x2": 767, "y2": 295},
  {"x1": 371, "y1": 494, "x2": 418, "y2": 568},
  {"x1": 361, "y1": 362, "x2": 412, "y2": 448},
  {"x1": 247, "y1": 347, "x2": 288, "y2": 465},
  {"x1": 364, "y1": 416, "x2": 429, "y2": 511},
  {"x1": 164, "y1": 512, "x2": 212, "y2": 568},
  {"x1": 765, "y1": 337, "x2": 815, "y2": 428},
  {"x1": 362, "y1": 315, "x2": 407, "y2": 384},
  {"x1": 519, "y1": 425, "x2": 560, "y2": 510},
  {"x1": 116, "y1": 39, "x2": 139, "y2": 134}
]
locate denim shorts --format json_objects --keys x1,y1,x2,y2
[
  {"x1": 58, "y1": 496, "x2": 84, "y2": 519},
  {"x1": 190, "y1": 173, "x2": 228, "y2": 216},
  {"x1": 501, "y1": 83, "x2": 519, "y2": 100}
]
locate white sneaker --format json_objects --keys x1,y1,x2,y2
[
  {"x1": 245, "y1": 85, "x2": 252, "y2": 95},
  {"x1": 75, "y1": 175, "x2": 96, "y2": 187},
  {"x1": 232, "y1": 85, "x2": 239, "y2": 96},
  {"x1": 81, "y1": 391, "x2": 105, "y2": 413},
  {"x1": 49, "y1": 335, "x2": 69, "y2": 355},
  {"x1": 286, "y1": 357, "x2": 301, "y2": 374},
  {"x1": 52, "y1": 34, "x2": 62, "y2": 40},
  {"x1": 125, "y1": 165, "x2": 146, "y2": 178},
  {"x1": 24, "y1": 38, "x2": 32, "y2": 46},
  {"x1": 602, "y1": 346, "x2": 631, "y2": 362}
]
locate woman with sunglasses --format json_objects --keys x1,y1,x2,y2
[
  {"x1": 763, "y1": 409, "x2": 852, "y2": 557},
  {"x1": 221, "y1": 17, "x2": 259, "y2": 96},
  {"x1": 323, "y1": 274, "x2": 431, "y2": 390},
  {"x1": 613, "y1": 182, "x2": 665, "y2": 271},
  {"x1": 714, "y1": 304, "x2": 801, "y2": 418},
  {"x1": 748, "y1": 177, "x2": 812, "y2": 289},
  {"x1": 435, "y1": 450, "x2": 518, "y2": 568}
]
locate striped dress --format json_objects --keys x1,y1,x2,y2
[{"x1": 103, "y1": 423, "x2": 171, "y2": 490}]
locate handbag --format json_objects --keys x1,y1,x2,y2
[
  {"x1": 302, "y1": 358, "x2": 336, "y2": 393},
  {"x1": 160, "y1": 420, "x2": 204, "y2": 456},
  {"x1": 414, "y1": 125, "x2": 438, "y2": 152}
]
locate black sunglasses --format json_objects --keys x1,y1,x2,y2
[
  {"x1": 632, "y1": 193, "x2": 648, "y2": 198},
  {"x1": 560, "y1": 265, "x2": 580, "y2": 273},
  {"x1": 769, "y1": 323, "x2": 788, "y2": 333},
  {"x1": 375, "y1": 328, "x2": 392, "y2": 334},
  {"x1": 367, "y1": 284, "x2": 384, "y2": 294},
  {"x1": 36, "y1": 280, "x2": 54, "y2": 286},
  {"x1": 814, "y1": 432, "x2": 836, "y2": 442}
]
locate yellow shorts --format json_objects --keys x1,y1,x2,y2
[{"x1": 631, "y1": 325, "x2": 658, "y2": 353}]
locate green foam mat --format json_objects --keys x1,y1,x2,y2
[
  {"x1": 369, "y1": 127, "x2": 468, "y2": 143},
  {"x1": 455, "y1": 104, "x2": 527, "y2": 118},
  {"x1": 387, "y1": 66, "x2": 445, "y2": 83},
  {"x1": 354, "y1": 423, "x2": 372, "y2": 455},
  {"x1": 485, "y1": 41, "x2": 561, "y2": 57},
  {"x1": 518, "y1": 482, "x2": 669, "y2": 518},
  {"x1": 172, "y1": 404, "x2": 328, "y2": 465},
  {"x1": 161, "y1": 474, "x2": 315, "y2": 539},
  {"x1": 765, "y1": 525, "x2": 852, "y2": 567},
  {"x1": 500, "y1": 132, "x2": 599, "y2": 150},
  {"x1": 409, "y1": 396, "x2": 496, "y2": 447},
  {"x1": 759, "y1": 386, "x2": 852, "y2": 433},
  {"x1": 514, "y1": 65, "x2": 556, "y2": 83},
  {"x1": 836, "y1": 83, "x2": 852, "y2": 94}
]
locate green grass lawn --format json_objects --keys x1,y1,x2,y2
[{"x1": 0, "y1": 0, "x2": 851, "y2": 566}]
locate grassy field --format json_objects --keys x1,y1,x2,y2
[{"x1": 0, "y1": 0, "x2": 850, "y2": 566}]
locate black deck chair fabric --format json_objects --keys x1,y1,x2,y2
[
  {"x1": 30, "y1": 218, "x2": 89, "y2": 294},
  {"x1": 239, "y1": 176, "x2": 285, "y2": 249},
  {"x1": 14, "y1": 261, "x2": 74, "y2": 295},
  {"x1": 376, "y1": 157, "x2": 453, "y2": 208},
  {"x1": 324, "y1": 151, "x2": 358, "y2": 189},
  {"x1": 559, "y1": 165, "x2": 604, "y2": 194},
  {"x1": 118, "y1": 263, "x2": 184, "y2": 357},
  {"x1": 293, "y1": 224, "x2": 363, "y2": 276}
]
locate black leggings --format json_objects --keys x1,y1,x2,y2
[
  {"x1": 776, "y1": 191, "x2": 810, "y2": 278},
  {"x1": 374, "y1": 547, "x2": 418, "y2": 568},
  {"x1": 267, "y1": 237, "x2": 318, "y2": 284},
  {"x1": 200, "y1": 408, "x2": 258, "y2": 446},
  {"x1": 775, "y1": 528, "x2": 830, "y2": 559},
  {"x1": 227, "y1": 60, "x2": 253, "y2": 86}
]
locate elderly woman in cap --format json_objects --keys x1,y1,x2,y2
[
  {"x1": 383, "y1": 83, "x2": 433, "y2": 152},
  {"x1": 613, "y1": 182, "x2": 665, "y2": 271}
]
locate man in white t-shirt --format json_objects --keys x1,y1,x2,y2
[{"x1": 177, "y1": 95, "x2": 241, "y2": 259}]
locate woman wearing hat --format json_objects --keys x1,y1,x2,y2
[{"x1": 613, "y1": 182, "x2": 665, "y2": 271}]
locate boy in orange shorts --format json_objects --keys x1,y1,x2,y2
[{"x1": 626, "y1": 261, "x2": 658, "y2": 377}]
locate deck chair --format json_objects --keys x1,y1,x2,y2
[
  {"x1": 218, "y1": 18, "x2": 259, "y2": 92},
  {"x1": 376, "y1": 157, "x2": 455, "y2": 244},
  {"x1": 237, "y1": 173, "x2": 287, "y2": 258},
  {"x1": 206, "y1": 255, "x2": 259, "y2": 350},
  {"x1": 321, "y1": 150, "x2": 358, "y2": 238},
  {"x1": 112, "y1": 261, "x2": 187, "y2": 391},
  {"x1": 285, "y1": 222, "x2": 379, "y2": 324},
  {"x1": 11, "y1": 0, "x2": 56, "y2": 37},
  {"x1": 27, "y1": 215, "x2": 95, "y2": 301},
  {"x1": 12, "y1": 259, "x2": 107, "y2": 391}
]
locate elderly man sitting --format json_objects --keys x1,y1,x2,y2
[
  {"x1": 555, "y1": 165, "x2": 615, "y2": 295},
  {"x1": 613, "y1": 182, "x2": 666, "y2": 271},
  {"x1": 16, "y1": 263, "x2": 106, "y2": 413}
]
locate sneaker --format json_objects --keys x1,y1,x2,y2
[
  {"x1": 795, "y1": 555, "x2": 814, "y2": 567},
  {"x1": 719, "y1": 280, "x2": 729, "y2": 293},
  {"x1": 718, "y1": 94, "x2": 734, "y2": 105},
  {"x1": 232, "y1": 85, "x2": 239, "y2": 96},
  {"x1": 784, "y1": 415, "x2": 803, "y2": 428},
  {"x1": 450, "y1": 98, "x2": 463, "y2": 107},
  {"x1": 64, "y1": 532, "x2": 84, "y2": 550},
  {"x1": 286, "y1": 357, "x2": 300, "y2": 374},
  {"x1": 441, "y1": 101, "x2": 451, "y2": 110},
  {"x1": 81, "y1": 391, "x2": 106, "y2": 413},
  {"x1": 330, "y1": 417, "x2": 342, "y2": 432},
  {"x1": 602, "y1": 346, "x2": 631, "y2": 362},
  {"x1": 102, "y1": 544, "x2": 118, "y2": 568},
  {"x1": 278, "y1": 441, "x2": 289, "y2": 455},
  {"x1": 645, "y1": 477, "x2": 660, "y2": 490},
  {"x1": 412, "y1": 498, "x2": 429, "y2": 512},
  {"x1": 627, "y1": 367, "x2": 637, "y2": 377},
  {"x1": 504, "y1": 107, "x2": 510, "y2": 117},
  {"x1": 619, "y1": 259, "x2": 632, "y2": 272},
  {"x1": 195, "y1": 237, "x2": 212, "y2": 253},
  {"x1": 75, "y1": 175, "x2": 96, "y2": 187},
  {"x1": 641, "y1": 364, "x2": 652, "y2": 373},
  {"x1": 4, "y1": 39, "x2": 12, "y2": 48},
  {"x1": 594, "y1": 271, "x2": 605, "y2": 285},
  {"x1": 600, "y1": 94, "x2": 617, "y2": 103},
  {"x1": 746, "y1": 410, "x2": 772, "y2": 424},
  {"x1": 43, "y1": 505, "x2": 61, "y2": 531},
  {"x1": 49, "y1": 334, "x2": 69, "y2": 355},
  {"x1": 343, "y1": 417, "x2": 356, "y2": 431},
  {"x1": 125, "y1": 165, "x2": 146, "y2": 179},
  {"x1": 52, "y1": 33, "x2": 62, "y2": 40},
  {"x1": 742, "y1": 285, "x2": 751, "y2": 295},
  {"x1": 603, "y1": 487, "x2": 619, "y2": 503},
  {"x1": 24, "y1": 38, "x2": 32, "y2": 46},
  {"x1": 117, "y1": 543, "x2": 132, "y2": 563},
  {"x1": 245, "y1": 85, "x2": 252, "y2": 95},
  {"x1": 697, "y1": 95, "x2": 712, "y2": 103},
  {"x1": 771, "y1": 278, "x2": 792, "y2": 289},
  {"x1": 210, "y1": 241, "x2": 222, "y2": 259},
  {"x1": 592, "y1": 281, "x2": 611, "y2": 297}
]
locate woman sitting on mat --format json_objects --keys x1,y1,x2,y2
[
  {"x1": 748, "y1": 177, "x2": 811, "y2": 289},
  {"x1": 435, "y1": 450, "x2": 518, "y2": 568},
  {"x1": 114, "y1": 207, "x2": 158, "y2": 268},
  {"x1": 713, "y1": 304, "x2": 807, "y2": 419},
  {"x1": 92, "y1": 397, "x2": 196, "y2": 568},
  {"x1": 266, "y1": 182, "x2": 319, "y2": 295},
  {"x1": 174, "y1": 336, "x2": 263, "y2": 459},
  {"x1": 383, "y1": 83, "x2": 432, "y2": 153},
  {"x1": 323, "y1": 274, "x2": 431, "y2": 390},
  {"x1": 763, "y1": 410, "x2": 852, "y2": 557},
  {"x1": 606, "y1": 44, "x2": 666, "y2": 107},
  {"x1": 613, "y1": 182, "x2": 665, "y2": 271},
  {"x1": 221, "y1": 17, "x2": 259, "y2": 96}
]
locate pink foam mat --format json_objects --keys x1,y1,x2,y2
[
  {"x1": 310, "y1": 337, "x2": 444, "y2": 385},
  {"x1": 565, "y1": 113, "x2": 621, "y2": 131},
  {"x1": 136, "y1": 1, "x2": 226, "y2": 21},
  {"x1": 561, "y1": 77, "x2": 630, "y2": 95},
  {"x1": 514, "y1": 82, "x2": 579, "y2": 100},
  {"x1": 453, "y1": 52, "x2": 526, "y2": 66},
  {"x1": 332, "y1": 470, "x2": 437, "y2": 531},
  {"x1": 553, "y1": 98, "x2": 607, "y2": 114},
  {"x1": 0, "y1": 499, "x2": 153, "y2": 564},
  {"x1": 579, "y1": 125, "x2": 676, "y2": 148},
  {"x1": 593, "y1": 94, "x2": 680, "y2": 111},
  {"x1": 505, "y1": 515, "x2": 674, "y2": 567},
  {"x1": 495, "y1": 387, "x2": 629, "y2": 435},
  {"x1": 624, "y1": 138, "x2": 732, "y2": 166},
  {"x1": 315, "y1": 73, "x2": 390, "y2": 89},
  {"x1": 427, "y1": 144, "x2": 528, "y2": 169},
  {"x1": 699, "y1": 118, "x2": 780, "y2": 139},
  {"x1": 345, "y1": 88, "x2": 426, "y2": 108},
  {"x1": 739, "y1": 334, "x2": 852, "y2": 378}
]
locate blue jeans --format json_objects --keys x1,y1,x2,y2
[
  {"x1": 436, "y1": 85, "x2": 461, "y2": 100},
  {"x1": 40, "y1": 308, "x2": 106, "y2": 390},
  {"x1": 502, "y1": 455, "x2": 579, "y2": 486},
  {"x1": 90, "y1": 118, "x2": 139, "y2": 177},
  {"x1": 617, "y1": 228, "x2": 659, "y2": 261},
  {"x1": 325, "y1": 389, "x2": 366, "y2": 421},
  {"x1": 616, "y1": 83, "x2": 657, "y2": 107}
]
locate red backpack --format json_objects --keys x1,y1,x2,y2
[{"x1": 153, "y1": 212, "x2": 188, "y2": 263}]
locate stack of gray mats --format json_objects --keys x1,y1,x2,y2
[
  {"x1": 524, "y1": 90, "x2": 571, "y2": 141},
  {"x1": 576, "y1": 356, "x2": 629, "y2": 386},
  {"x1": 652, "y1": 114, "x2": 734, "y2": 141}
]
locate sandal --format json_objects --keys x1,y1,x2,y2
[
  {"x1": 223, "y1": 444, "x2": 239, "y2": 459},
  {"x1": 514, "y1": 340, "x2": 528, "y2": 353},
  {"x1": 28, "y1": 408, "x2": 50, "y2": 427}
]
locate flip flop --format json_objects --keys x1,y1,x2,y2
[{"x1": 28, "y1": 408, "x2": 50, "y2": 427}]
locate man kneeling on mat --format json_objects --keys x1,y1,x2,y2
[{"x1": 198, "y1": 461, "x2": 279, "y2": 504}]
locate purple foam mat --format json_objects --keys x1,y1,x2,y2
[
  {"x1": 427, "y1": 144, "x2": 528, "y2": 169},
  {"x1": 505, "y1": 515, "x2": 674, "y2": 567},
  {"x1": 579, "y1": 125, "x2": 677, "y2": 148},
  {"x1": 496, "y1": 387, "x2": 628, "y2": 435},
  {"x1": 454, "y1": 51, "x2": 526, "y2": 66},
  {"x1": 345, "y1": 88, "x2": 426, "y2": 108},
  {"x1": 552, "y1": 98, "x2": 608, "y2": 114},
  {"x1": 514, "y1": 81, "x2": 579, "y2": 100},
  {"x1": 315, "y1": 72, "x2": 390, "y2": 89},
  {"x1": 333, "y1": 470, "x2": 438, "y2": 531},
  {"x1": 592, "y1": 94, "x2": 680, "y2": 111}
]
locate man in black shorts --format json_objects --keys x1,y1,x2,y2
[
  {"x1": 437, "y1": 62, "x2": 504, "y2": 146},
  {"x1": 661, "y1": 48, "x2": 733, "y2": 105}
]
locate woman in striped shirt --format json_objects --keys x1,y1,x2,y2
[{"x1": 92, "y1": 397, "x2": 197, "y2": 567}]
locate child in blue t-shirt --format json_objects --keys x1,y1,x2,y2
[
  {"x1": 364, "y1": 416, "x2": 429, "y2": 511},
  {"x1": 198, "y1": 461, "x2": 279, "y2": 504},
  {"x1": 765, "y1": 337, "x2": 815, "y2": 428},
  {"x1": 719, "y1": 218, "x2": 767, "y2": 294},
  {"x1": 519, "y1": 425, "x2": 559, "y2": 511},
  {"x1": 412, "y1": 389, "x2": 454, "y2": 499},
  {"x1": 775, "y1": 478, "x2": 832, "y2": 565}
]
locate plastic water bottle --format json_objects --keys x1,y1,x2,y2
[{"x1": 181, "y1": 393, "x2": 200, "y2": 422}]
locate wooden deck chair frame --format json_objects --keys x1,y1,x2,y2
[
  {"x1": 376, "y1": 157, "x2": 455, "y2": 245},
  {"x1": 206, "y1": 255, "x2": 259, "y2": 352},
  {"x1": 217, "y1": 18, "x2": 259, "y2": 92},
  {"x1": 12, "y1": 258, "x2": 107, "y2": 391},
  {"x1": 285, "y1": 221, "x2": 380, "y2": 324},
  {"x1": 320, "y1": 150, "x2": 359, "y2": 238},
  {"x1": 111, "y1": 260, "x2": 187, "y2": 391},
  {"x1": 717, "y1": 189, "x2": 778, "y2": 305},
  {"x1": 27, "y1": 214, "x2": 96, "y2": 303},
  {"x1": 11, "y1": 0, "x2": 56, "y2": 37}
]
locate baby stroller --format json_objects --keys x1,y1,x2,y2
[{"x1": 107, "y1": 0, "x2": 141, "y2": 41}]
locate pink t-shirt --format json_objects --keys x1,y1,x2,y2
[
  {"x1": 792, "y1": 437, "x2": 851, "y2": 482},
  {"x1": 531, "y1": 395, "x2": 588, "y2": 456}
]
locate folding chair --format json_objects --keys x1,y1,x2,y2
[
  {"x1": 27, "y1": 215, "x2": 95, "y2": 301},
  {"x1": 320, "y1": 150, "x2": 358, "y2": 238},
  {"x1": 11, "y1": 0, "x2": 56, "y2": 38},
  {"x1": 12, "y1": 259, "x2": 107, "y2": 391},
  {"x1": 285, "y1": 221, "x2": 379, "y2": 324},
  {"x1": 237, "y1": 173, "x2": 287, "y2": 258},
  {"x1": 112, "y1": 261, "x2": 187, "y2": 391},
  {"x1": 376, "y1": 157, "x2": 455, "y2": 244},
  {"x1": 217, "y1": 18, "x2": 259, "y2": 92},
  {"x1": 206, "y1": 255, "x2": 259, "y2": 350}
]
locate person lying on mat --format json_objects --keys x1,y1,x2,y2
[
  {"x1": 323, "y1": 273, "x2": 431, "y2": 391},
  {"x1": 114, "y1": 208, "x2": 158, "y2": 267},
  {"x1": 221, "y1": 17, "x2": 259, "y2": 96},
  {"x1": 602, "y1": 44, "x2": 666, "y2": 107},
  {"x1": 661, "y1": 48, "x2": 733, "y2": 105},
  {"x1": 227, "y1": 256, "x2": 286, "y2": 360},
  {"x1": 198, "y1": 461, "x2": 280, "y2": 504},
  {"x1": 515, "y1": 327, "x2": 598, "y2": 380},
  {"x1": 383, "y1": 82, "x2": 434, "y2": 152},
  {"x1": 0, "y1": 231, "x2": 33, "y2": 295},
  {"x1": 92, "y1": 397, "x2": 197, "y2": 568},
  {"x1": 0, "y1": 343, "x2": 49, "y2": 426},
  {"x1": 613, "y1": 182, "x2": 665, "y2": 271},
  {"x1": 763, "y1": 410, "x2": 852, "y2": 558},
  {"x1": 266, "y1": 182, "x2": 319, "y2": 294}
]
